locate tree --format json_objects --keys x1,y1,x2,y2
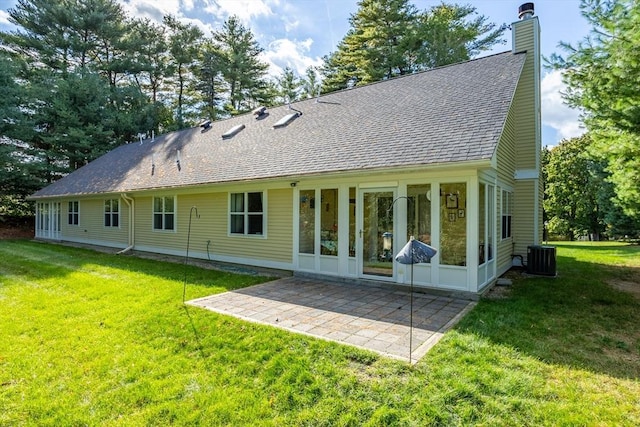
[
  {"x1": 544, "y1": 135, "x2": 610, "y2": 240},
  {"x1": 125, "y1": 18, "x2": 168, "y2": 104},
  {"x1": 302, "y1": 66, "x2": 321, "y2": 98},
  {"x1": 0, "y1": 53, "x2": 43, "y2": 214},
  {"x1": 550, "y1": 0, "x2": 640, "y2": 220},
  {"x1": 275, "y1": 66, "x2": 302, "y2": 104},
  {"x1": 193, "y1": 38, "x2": 227, "y2": 121},
  {"x1": 321, "y1": 0, "x2": 505, "y2": 92},
  {"x1": 0, "y1": 0, "x2": 159, "y2": 206},
  {"x1": 214, "y1": 16, "x2": 270, "y2": 114},
  {"x1": 413, "y1": 3, "x2": 505, "y2": 70},
  {"x1": 321, "y1": 0, "x2": 417, "y2": 91},
  {"x1": 164, "y1": 15, "x2": 203, "y2": 129}
]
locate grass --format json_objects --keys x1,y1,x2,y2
[{"x1": 1, "y1": 240, "x2": 639, "y2": 425}]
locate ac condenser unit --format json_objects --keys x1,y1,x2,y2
[{"x1": 527, "y1": 245, "x2": 557, "y2": 276}]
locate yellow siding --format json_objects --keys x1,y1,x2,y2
[
  {"x1": 495, "y1": 189, "x2": 513, "y2": 273},
  {"x1": 496, "y1": 107, "x2": 517, "y2": 184},
  {"x1": 502, "y1": 17, "x2": 542, "y2": 261},
  {"x1": 132, "y1": 189, "x2": 293, "y2": 264},
  {"x1": 514, "y1": 181, "x2": 536, "y2": 255},
  {"x1": 494, "y1": 77, "x2": 517, "y2": 273},
  {"x1": 60, "y1": 198, "x2": 128, "y2": 246}
]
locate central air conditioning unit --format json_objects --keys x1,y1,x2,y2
[{"x1": 527, "y1": 245, "x2": 556, "y2": 276}]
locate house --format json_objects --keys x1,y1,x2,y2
[{"x1": 29, "y1": 4, "x2": 542, "y2": 295}]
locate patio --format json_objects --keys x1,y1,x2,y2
[{"x1": 188, "y1": 276, "x2": 476, "y2": 363}]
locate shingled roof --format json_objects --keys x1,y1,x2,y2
[{"x1": 30, "y1": 51, "x2": 526, "y2": 199}]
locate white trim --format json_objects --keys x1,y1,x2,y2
[
  {"x1": 359, "y1": 181, "x2": 398, "y2": 189},
  {"x1": 152, "y1": 195, "x2": 177, "y2": 233},
  {"x1": 358, "y1": 187, "x2": 397, "y2": 282},
  {"x1": 121, "y1": 193, "x2": 135, "y2": 250},
  {"x1": 67, "y1": 200, "x2": 80, "y2": 226},
  {"x1": 467, "y1": 175, "x2": 479, "y2": 292},
  {"x1": 103, "y1": 198, "x2": 121, "y2": 229},
  {"x1": 514, "y1": 169, "x2": 539, "y2": 180},
  {"x1": 35, "y1": 201, "x2": 61, "y2": 240},
  {"x1": 50, "y1": 236, "x2": 127, "y2": 249},
  {"x1": 228, "y1": 190, "x2": 267, "y2": 238}
]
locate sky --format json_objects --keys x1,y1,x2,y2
[{"x1": 0, "y1": 0, "x2": 591, "y2": 146}]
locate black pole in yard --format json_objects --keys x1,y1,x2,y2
[
  {"x1": 183, "y1": 206, "x2": 200, "y2": 304},
  {"x1": 410, "y1": 250, "x2": 414, "y2": 364}
]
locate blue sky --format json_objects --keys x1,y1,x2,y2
[{"x1": 0, "y1": 0, "x2": 591, "y2": 145}]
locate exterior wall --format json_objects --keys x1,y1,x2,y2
[
  {"x1": 132, "y1": 187, "x2": 293, "y2": 269},
  {"x1": 495, "y1": 95, "x2": 518, "y2": 275},
  {"x1": 509, "y1": 16, "x2": 542, "y2": 260},
  {"x1": 514, "y1": 180, "x2": 537, "y2": 255},
  {"x1": 59, "y1": 197, "x2": 129, "y2": 248},
  {"x1": 35, "y1": 165, "x2": 498, "y2": 294}
]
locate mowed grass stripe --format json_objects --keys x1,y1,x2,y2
[{"x1": 0, "y1": 239, "x2": 639, "y2": 426}]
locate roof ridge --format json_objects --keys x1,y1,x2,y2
[{"x1": 308, "y1": 51, "x2": 516, "y2": 101}]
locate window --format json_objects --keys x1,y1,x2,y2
[
  {"x1": 68, "y1": 201, "x2": 79, "y2": 225},
  {"x1": 299, "y1": 190, "x2": 315, "y2": 253},
  {"x1": 407, "y1": 184, "x2": 431, "y2": 245},
  {"x1": 104, "y1": 199, "x2": 119, "y2": 227},
  {"x1": 440, "y1": 183, "x2": 467, "y2": 266},
  {"x1": 320, "y1": 189, "x2": 338, "y2": 256},
  {"x1": 153, "y1": 196, "x2": 175, "y2": 231},
  {"x1": 230, "y1": 192, "x2": 264, "y2": 235},
  {"x1": 501, "y1": 190, "x2": 512, "y2": 239}
]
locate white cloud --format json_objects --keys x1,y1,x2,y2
[
  {"x1": 282, "y1": 16, "x2": 299, "y2": 32},
  {"x1": 0, "y1": 10, "x2": 11, "y2": 26},
  {"x1": 181, "y1": 0, "x2": 195, "y2": 12},
  {"x1": 119, "y1": 0, "x2": 181, "y2": 22},
  {"x1": 260, "y1": 38, "x2": 323, "y2": 78},
  {"x1": 203, "y1": 0, "x2": 274, "y2": 24},
  {"x1": 117, "y1": 0, "x2": 214, "y2": 36},
  {"x1": 541, "y1": 69, "x2": 585, "y2": 141}
]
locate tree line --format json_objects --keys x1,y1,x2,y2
[
  {"x1": 0, "y1": 0, "x2": 504, "y2": 217},
  {"x1": 545, "y1": 0, "x2": 640, "y2": 239},
  {"x1": 543, "y1": 134, "x2": 639, "y2": 240}
]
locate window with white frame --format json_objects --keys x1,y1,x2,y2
[
  {"x1": 68, "y1": 201, "x2": 79, "y2": 225},
  {"x1": 153, "y1": 196, "x2": 175, "y2": 231},
  {"x1": 104, "y1": 199, "x2": 119, "y2": 227},
  {"x1": 230, "y1": 192, "x2": 264, "y2": 235},
  {"x1": 501, "y1": 190, "x2": 512, "y2": 239}
]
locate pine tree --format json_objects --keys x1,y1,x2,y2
[
  {"x1": 193, "y1": 39, "x2": 227, "y2": 121},
  {"x1": 164, "y1": 15, "x2": 203, "y2": 129},
  {"x1": 275, "y1": 67, "x2": 303, "y2": 104},
  {"x1": 214, "y1": 16, "x2": 270, "y2": 114},
  {"x1": 321, "y1": 0, "x2": 504, "y2": 92},
  {"x1": 551, "y1": 0, "x2": 640, "y2": 220}
]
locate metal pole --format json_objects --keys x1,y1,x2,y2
[
  {"x1": 410, "y1": 254, "x2": 414, "y2": 364},
  {"x1": 183, "y1": 206, "x2": 200, "y2": 303}
]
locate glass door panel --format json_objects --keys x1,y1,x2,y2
[{"x1": 361, "y1": 190, "x2": 394, "y2": 277}]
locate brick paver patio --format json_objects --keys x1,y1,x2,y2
[{"x1": 188, "y1": 276, "x2": 476, "y2": 363}]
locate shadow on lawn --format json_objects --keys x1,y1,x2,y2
[
  {"x1": 0, "y1": 239, "x2": 270, "y2": 293},
  {"x1": 457, "y1": 245, "x2": 640, "y2": 380}
]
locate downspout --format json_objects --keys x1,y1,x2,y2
[{"x1": 117, "y1": 193, "x2": 135, "y2": 254}]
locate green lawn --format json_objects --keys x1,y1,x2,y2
[{"x1": 1, "y1": 240, "x2": 639, "y2": 426}]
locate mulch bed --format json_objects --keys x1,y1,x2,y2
[{"x1": 0, "y1": 224, "x2": 34, "y2": 240}]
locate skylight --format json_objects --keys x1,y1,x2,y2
[
  {"x1": 221, "y1": 124, "x2": 245, "y2": 139},
  {"x1": 273, "y1": 113, "x2": 300, "y2": 129}
]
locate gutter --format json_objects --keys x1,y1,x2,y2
[{"x1": 117, "y1": 193, "x2": 135, "y2": 254}]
